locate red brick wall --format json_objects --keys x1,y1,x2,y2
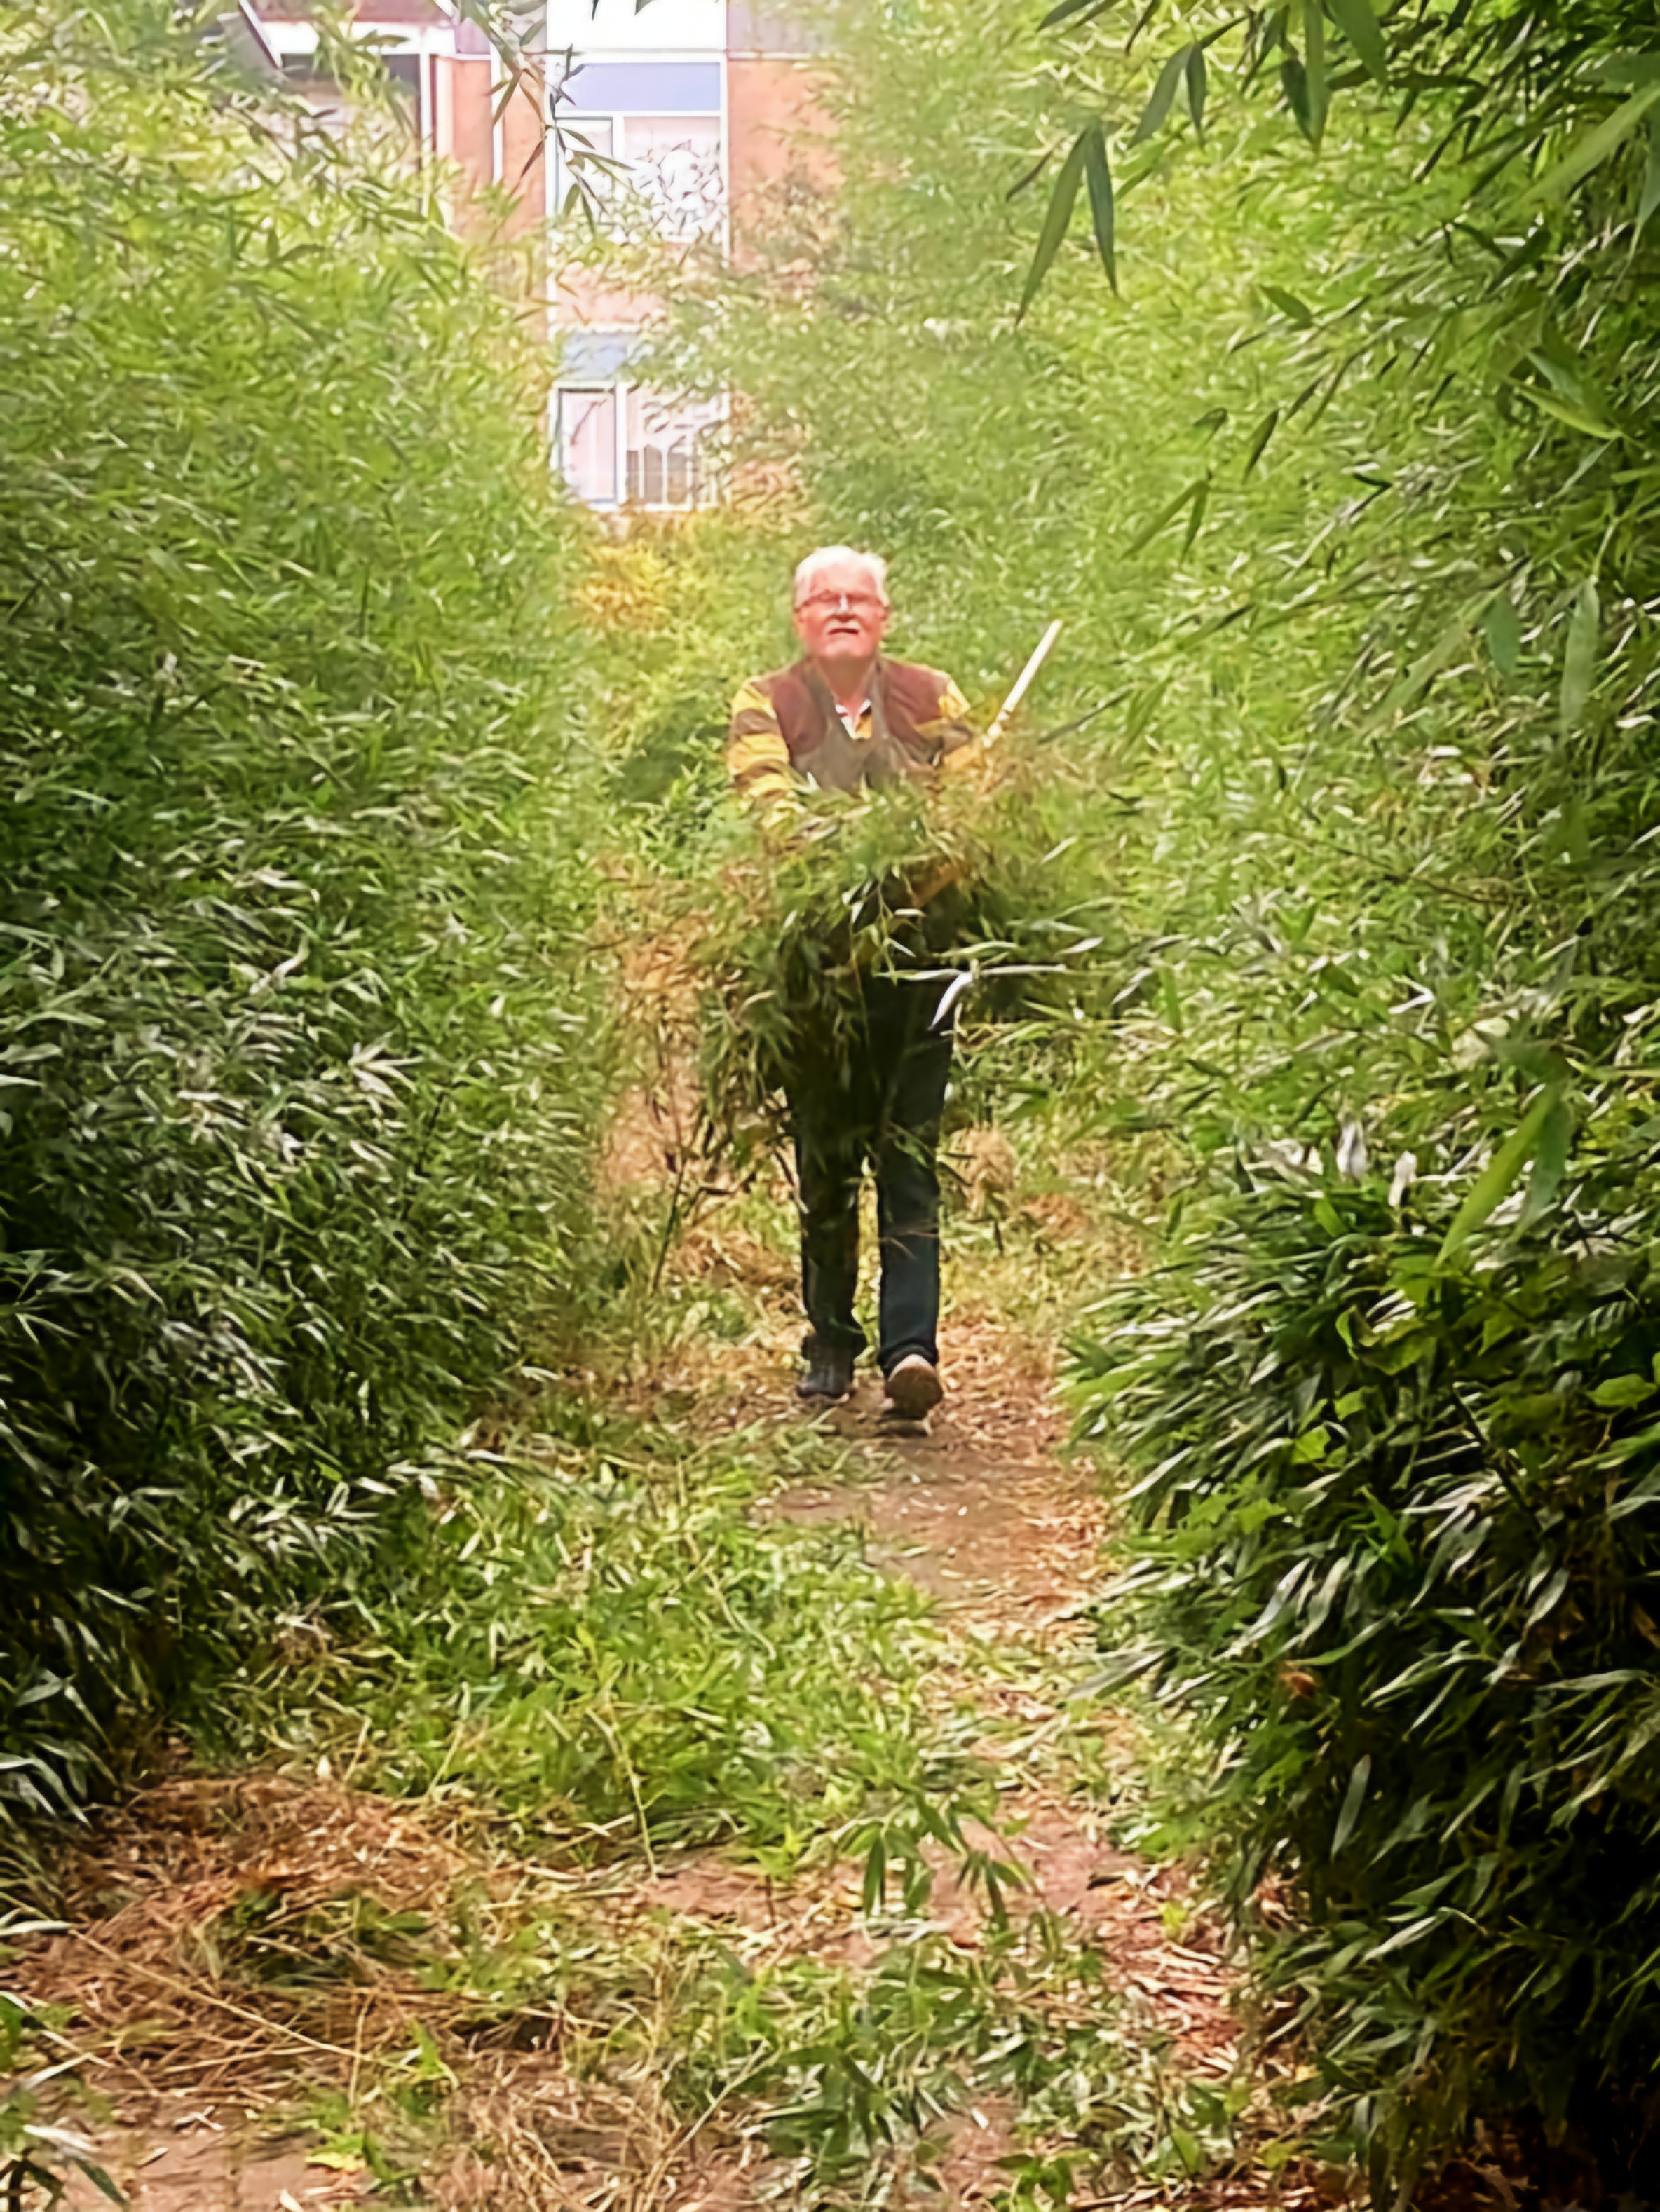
[
  {"x1": 499, "y1": 69, "x2": 547, "y2": 237},
  {"x1": 726, "y1": 53, "x2": 834, "y2": 250},
  {"x1": 437, "y1": 56, "x2": 493, "y2": 199}
]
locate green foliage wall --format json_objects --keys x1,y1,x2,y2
[
  {"x1": 644, "y1": 0, "x2": 1525, "y2": 1145},
  {"x1": 650, "y1": 0, "x2": 1660, "y2": 1166},
  {"x1": 0, "y1": 3, "x2": 599, "y2": 1820},
  {"x1": 1077, "y1": 1155, "x2": 1660, "y2": 2191},
  {"x1": 648, "y1": 0, "x2": 1660, "y2": 2178}
]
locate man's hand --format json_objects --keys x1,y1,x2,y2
[{"x1": 907, "y1": 856, "x2": 972, "y2": 908}]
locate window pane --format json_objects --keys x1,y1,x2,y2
[
  {"x1": 620, "y1": 115, "x2": 719, "y2": 157},
  {"x1": 553, "y1": 113, "x2": 613, "y2": 212},
  {"x1": 559, "y1": 113, "x2": 614, "y2": 158},
  {"x1": 384, "y1": 52, "x2": 421, "y2": 139},
  {"x1": 625, "y1": 386, "x2": 716, "y2": 510},
  {"x1": 557, "y1": 388, "x2": 617, "y2": 504},
  {"x1": 561, "y1": 61, "x2": 722, "y2": 111},
  {"x1": 620, "y1": 114, "x2": 722, "y2": 238}
]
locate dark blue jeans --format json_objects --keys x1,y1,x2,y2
[{"x1": 787, "y1": 976, "x2": 953, "y2": 1376}]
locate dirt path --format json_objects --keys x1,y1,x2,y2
[
  {"x1": 9, "y1": 1193, "x2": 1277, "y2": 2212},
  {"x1": 770, "y1": 1410, "x2": 1101, "y2": 1626},
  {"x1": 768, "y1": 1367, "x2": 1243, "y2": 2206}
]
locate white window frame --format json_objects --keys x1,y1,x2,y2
[
  {"x1": 552, "y1": 379, "x2": 723, "y2": 512},
  {"x1": 555, "y1": 384, "x2": 624, "y2": 507},
  {"x1": 549, "y1": 104, "x2": 725, "y2": 241},
  {"x1": 544, "y1": 45, "x2": 729, "y2": 250},
  {"x1": 625, "y1": 384, "x2": 723, "y2": 510}
]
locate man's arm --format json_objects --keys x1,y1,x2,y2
[
  {"x1": 726, "y1": 678, "x2": 798, "y2": 809},
  {"x1": 930, "y1": 676, "x2": 991, "y2": 781},
  {"x1": 923, "y1": 676, "x2": 983, "y2": 777}
]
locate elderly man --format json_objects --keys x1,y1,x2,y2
[{"x1": 727, "y1": 546, "x2": 979, "y2": 1423}]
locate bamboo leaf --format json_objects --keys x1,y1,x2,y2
[
  {"x1": 1520, "y1": 385, "x2": 1621, "y2": 440},
  {"x1": 1535, "y1": 791, "x2": 1588, "y2": 868},
  {"x1": 1006, "y1": 143, "x2": 1055, "y2": 200},
  {"x1": 1039, "y1": 0, "x2": 1124, "y2": 26},
  {"x1": 1639, "y1": 115, "x2": 1660, "y2": 228},
  {"x1": 1525, "y1": 1566, "x2": 1570, "y2": 1629},
  {"x1": 1382, "y1": 614, "x2": 1469, "y2": 716},
  {"x1": 1333, "y1": 1754, "x2": 1371, "y2": 1852},
  {"x1": 1281, "y1": 53, "x2": 1314, "y2": 143},
  {"x1": 1560, "y1": 578, "x2": 1600, "y2": 735},
  {"x1": 1519, "y1": 1093, "x2": 1574, "y2": 1228},
  {"x1": 1484, "y1": 594, "x2": 1522, "y2": 676},
  {"x1": 1262, "y1": 282, "x2": 1314, "y2": 325},
  {"x1": 1186, "y1": 44, "x2": 1209, "y2": 141},
  {"x1": 1524, "y1": 82, "x2": 1660, "y2": 205},
  {"x1": 1441, "y1": 1088, "x2": 1562, "y2": 1256},
  {"x1": 1131, "y1": 45, "x2": 1195, "y2": 146},
  {"x1": 1328, "y1": 0, "x2": 1387, "y2": 86},
  {"x1": 1243, "y1": 404, "x2": 1281, "y2": 476},
  {"x1": 1303, "y1": 0, "x2": 1328, "y2": 148},
  {"x1": 861, "y1": 1831, "x2": 886, "y2": 1913},
  {"x1": 1082, "y1": 123, "x2": 1118, "y2": 292},
  {"x1": 1017, "y1": 130, "x2": 1088, "y2": 320},
  {"x1": 1125, "y1": 477, "x2": 1209, "y2": 555},
  {"x1": 1181, "y1": 476, "x2": 1210, "y2": 553}
]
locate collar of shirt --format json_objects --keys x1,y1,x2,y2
[{"x1": 832, "y1": 698, "x2": 873, "y2": 739}]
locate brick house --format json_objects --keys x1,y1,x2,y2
[
  {"x1": 245, "y1": 0, "x2": 826, "y2": 510},
  {"x1": 545, "y1": 1, "x2": 824, "y2": 510}
]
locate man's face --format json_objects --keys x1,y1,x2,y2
[{"x1": 792, "y1": 559, "x2": 890, "y2": 663}]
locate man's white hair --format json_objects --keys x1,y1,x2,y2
[{"x1": 792, "y1": 545, "x2": 890, "y2": 606}]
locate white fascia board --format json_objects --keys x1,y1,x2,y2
[
  {"x1": 552, "y1": 49, "x2": 724, "y2": 64},
  {"x1": 231, "y1": 0, "x2": 283, "y2": 69},
  {"x1": 263, "y1": 19, "x2": 453, "y2": 53},
  {"x1": 544, "y1": 0, "x2": 723, "y2": 53}
]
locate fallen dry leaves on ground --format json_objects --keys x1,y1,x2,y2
[{"x1": 4, "y1": 1030, "x2": 1335, "y2": 2212}]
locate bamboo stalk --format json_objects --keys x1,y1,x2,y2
[{"x1": 984, "y1": 618, "x2": 1063, "y2": 747}]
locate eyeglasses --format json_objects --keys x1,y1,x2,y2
[{"x1": 796, "y1": 591, "x2": 887, "y2": 615}]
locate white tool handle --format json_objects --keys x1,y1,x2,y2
[{"x1": 984, "y1": 618, "x2": 1063, "y2": 748}]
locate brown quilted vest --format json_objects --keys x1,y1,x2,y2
[{"x1": 763, "y1": 658, "x2": 963, "y2": 792}]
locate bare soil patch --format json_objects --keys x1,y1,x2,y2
[{"x1": 766, "y1": 1412, "x2": 1101, "y2": 1627}]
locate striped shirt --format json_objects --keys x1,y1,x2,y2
[{"x1": 728, "y1": 659, "x2": 979, "y2": 807}]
